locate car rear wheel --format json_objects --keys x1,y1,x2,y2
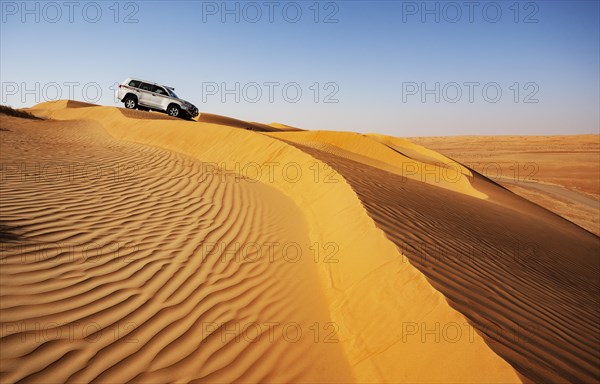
[{"x1": 124, "y1": 97, "x2": 137, "y2": 109}]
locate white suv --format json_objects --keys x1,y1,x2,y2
[{"x1": 116, "y1": 77, "x2": 199, "y2": 119}]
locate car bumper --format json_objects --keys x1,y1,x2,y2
[{"x1": 183, "y1": 106, "x2": 199, "y2": 118}]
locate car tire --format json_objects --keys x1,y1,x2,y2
[
  {"x1": 167, "y1": 104, "x2": 181, "y2": 118},
  {"x1": 124, "y1": 96, "x2": 137, "y2": 109}
]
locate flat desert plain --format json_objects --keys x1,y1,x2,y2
[
  {"x1": 0, "y1": 101, "x2": 598, "y2": 383},
  {"x1": 410, "y1": 135, "x2": 600, "y2": 236}
]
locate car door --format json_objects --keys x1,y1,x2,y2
[
  {"x1": 137, "y1": 82, "x2": 156, "y2": 107},
  {"x1": 123, "y1": 79, "x2": 141, "y2": 100},
  {"x1": 151, "y1": 85, "x2": 171, "y2": 111}
]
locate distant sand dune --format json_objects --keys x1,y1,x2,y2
[{"x1": 409, "y1": 135, "x2": 600, "y2": 236}]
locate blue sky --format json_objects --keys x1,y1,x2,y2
[{"x1": 1, "y1": 0, "x2": 599, "y2": 136}]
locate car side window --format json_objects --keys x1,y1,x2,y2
[
  {"x1": 128, "y1": 80, "x2": 141, "y2": 88},
  {"x1": 153, "y1": 86, "x2": 168, "y2": 95},
  {"x1": 139, "y1": 82, "x2": 153, "y2": 92}
]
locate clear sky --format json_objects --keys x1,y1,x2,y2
[{"x1": 1, "y1": 0, "x2": 599, "y2": 136}]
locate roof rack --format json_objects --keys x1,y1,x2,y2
[{"x1": 129, "y1": 77, "x2": 175, "y2": 90}]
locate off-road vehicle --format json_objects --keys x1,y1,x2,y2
[{"x1": 116, "y1": 77, "x2": 199, "y2": 119}]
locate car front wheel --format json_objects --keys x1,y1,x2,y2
[
  {"x1": 124, "y1": 97, "x2": 137, "y2": 109},
  {"x1": 167, "y1": 104, "x2": 181, "y2": 117}
]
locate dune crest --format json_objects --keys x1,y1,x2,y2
[{"x1": 266, "y1": 130, "x2": 485, "y2": 199}]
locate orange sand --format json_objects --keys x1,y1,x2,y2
[{"x1": 2, "y1": 101, "x2": 597, "y2": 383}]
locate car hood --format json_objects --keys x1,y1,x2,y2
[{"x1": 173, "y1": 97, "x2": 195, "y2": 106}]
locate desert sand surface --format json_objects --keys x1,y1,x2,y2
[
  {"x1": 1, "y1": 101, "x2": 598, "y2": 383},
  {"x1": 409, "y1": 135, "x2": 600, "y2": 236}
]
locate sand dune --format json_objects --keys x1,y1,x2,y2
[
  {"x1": 0, "y1": 114, "x2": 351, "y2": 383},
  {"x1": 265, "y1": 131, "x2": 484, "y2": 199},
  {"x1": 196, "y1": 113, "x2": 280, "y2": 132},
  {"x1": 267, "y1": 123, "x2": 303, "y2": 132},
  {"x1": 1, "y1": 101, "x2": 597, "y2": 383},
  {"x1": 274, "y1": 135, "x2": 600, "y2": 383}
]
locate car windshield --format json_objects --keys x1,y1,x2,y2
[{"x1": 168, "y1": 89, "x2": 178, "y2": 98}]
